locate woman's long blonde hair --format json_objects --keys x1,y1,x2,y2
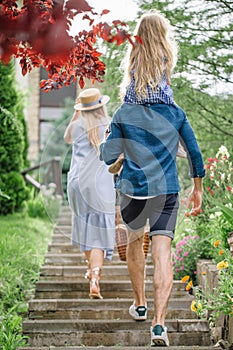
[
  {"x1": 120, "y1": 10, "x2": 178, "y2": 98},
  {"x1": 81, "y1": 106, "x2": 109, "y2": 153}
]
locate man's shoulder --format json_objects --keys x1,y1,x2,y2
[{"x1": 113, "y1": 103, "x2": 146, "y2": 120}]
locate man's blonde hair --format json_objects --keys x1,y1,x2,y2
[{"x1": 120, "y1": 10, "x2": 178, "y2": 98}]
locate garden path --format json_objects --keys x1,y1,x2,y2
[{"x1": 18, "y1": 205, "x2": 221, "y2": 350}]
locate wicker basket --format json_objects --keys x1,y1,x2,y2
[
  {"x1": 115, "y1": 224, "x2": 128, "y2": 261},
  {"x1": 115, "y1": 225, "x2": 150, "y2": 262},
  {"x1": 143, "y1": 230, "x2": 150, "y2": 258}
]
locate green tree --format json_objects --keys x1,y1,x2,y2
[
  {"x1": 136, "y1": 0, "x2": 233, "y2": 157},
  {"x1": 0, "y1": 62, "x2": 30, "y2": 214},
  {"x1": 0, "y1": 61, "x2": 29, "y2": 167}
]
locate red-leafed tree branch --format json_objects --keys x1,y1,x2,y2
[{"x1": 0, "y1": 0, "x2": 134, "y2": 91}]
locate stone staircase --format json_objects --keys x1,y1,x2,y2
[{"x1": 19, "y1": 206, "x2": 219, "y2": 350}]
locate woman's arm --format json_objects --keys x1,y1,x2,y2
[
  {"x1": 100, "y1": 115, "x2": 124, "y2": 165},
  {"x1": 64, "y1": 110, "x2": 80, "y2": 144}
]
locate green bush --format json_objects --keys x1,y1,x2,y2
[
  {"x1": 27, "y1": 184, "x2": 62, "y2": 221},
  {"x1": 0, "y1": 61, "x2": 30, "y2": 215},
  {"x1": 173, "y1": 146, "x2": 232, "y2": 282},
  {"x1": 0, "y1": 107, "x2": 24, "y2": 173},
  {"x1": 0, "y1": 213, "x2": 54, "y2": 349},
  {"x1": 0, "y1": 172, "x2": 30, "y2": 215},
  {"x1": 0, "y1": 61, "x2": 29, "y2": 168}
]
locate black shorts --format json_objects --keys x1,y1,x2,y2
[{"x1": 120, "y1": 193, "x2": 179, "y2": 240}]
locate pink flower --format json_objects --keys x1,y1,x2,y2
[
  {"x1": 175, "y1": 268, "x2": 179, "y2": 272},
  {"x1": 183, "y1": 252, "x2": 189, "y2": 257},
  {"x1": 180, "y1": 265, "x2": 184, "y2": 270}
]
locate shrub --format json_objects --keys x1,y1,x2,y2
[
  {"x1": 172, "y1": 234, "x2": 210, "y2": 283},
  {"x1": 0, "y1": 61, "x2": 29, "y2": 168},
  {"x1": 186, "y1": 243, "x2": 233, "y2": 327},
  {"x1": 173, "y1": 146, "x2": 232, "y2": 282},
  {"x1": 27, "y1": 183, "x2": 62, "y2": 221},
  {"x1": 0, "y1": 61, "x2": 30, "y2": 215},
  {"x1": 0, "y1": 107, "x2": 24, "y2": 173},
  {"x1": 0, "y1": 172, "x2": 30, "y2": 215}
]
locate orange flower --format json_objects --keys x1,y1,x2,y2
[
  {"x1": 214, "y1": 240, "x2": 221, "y2": 247},
  {"x1": 181, "y1": 275, "x2": 190, "y2": 283},
  {"x1": 219, "y1": 250, "x2": 224, "y2": 255},
  {"x1": 186, "y1": 280, "x2": 193, "y2": 291},
  {"x1": 201, "y1": 271, "x2": 206, "y2": 275}
]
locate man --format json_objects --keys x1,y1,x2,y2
[{"x1": 100, "y1": 103, "x2": 204, "y2": 346}]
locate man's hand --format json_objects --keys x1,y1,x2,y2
[{"x1": 186, "y1": 177, "x2": 203, "y2": 216}]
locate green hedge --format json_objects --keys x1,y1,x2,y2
[{"x1": 0, "y1": 62, "x2": 30, "y2": 214}]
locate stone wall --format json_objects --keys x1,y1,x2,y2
[
  {"x1": 15, "y1": 62, "x2": 40, "y2": 164},
  {"x1": 228, "y1": 232, "x2": 233, "y2": 257},
  {"x1": 197, "y1": 259, "x2": 233, "y2": 348}
]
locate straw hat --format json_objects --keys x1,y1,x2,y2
[{"x1": 74, "y1": 88, "x2": 110, "y2": 111}]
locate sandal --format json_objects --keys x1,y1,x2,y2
[
  {"x1": 89, "y1": 267, "x2": 103, "y2": 299},
  {"x1": 84, "y1": 260, "x2": 91, "y2": 280}
]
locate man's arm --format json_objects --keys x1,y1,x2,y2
[{"x1": 187, "y1": 177, "x2": 203, "y2": 215}]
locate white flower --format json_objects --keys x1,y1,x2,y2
[
  {"x1": 216, "y1": 145, "x2": 230, "y2": 159},
  {"x1": 215, "y1": 180, "x2": 220, "y2": 187},
  {"x1": 220, "y1": 173, "x2": 225, "y2": 182}
]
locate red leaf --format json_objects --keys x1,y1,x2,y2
[
  {"x1": 79, "y1": 76, "x2": 84, "y2": 89},
  {"x1": 112, "y1": 20, "x2": 126, "y2": 26},
  {"x1": 134, "y1": 35, "x2": 143, "y2": 44},
  {"x1": 65, "y1": 0, "x2": 92, "y2": 13},
  {"x1": 101, "y1": 9, "x2": 110, "y2": 15}
]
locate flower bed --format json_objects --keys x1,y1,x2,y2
[{"x1": 196, "y1": 259, "x2": 233, "y2": 347}]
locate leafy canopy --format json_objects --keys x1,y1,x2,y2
[{"x1": 0, "y1": 0, "x2": 135, "y2": 91}]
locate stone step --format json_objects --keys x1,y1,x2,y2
[
  {"x1": 48, "y1": 243, "x2": 82, "y2": 253},
  {"x1": 44, "y1": 253, "x2": 152, "y2": 265},
  {"x1": 47, "y1": 244, "x2": 128, "y2": 255},
  {"x1": 40, "y1": 265, "x2": 156, "y2": 280},
  {"x1": 51, "y1": 234, "x2": 72, "y2": 243},
  {"x1": 28, "y1": 298, "x2": 197, "y2": 320},
  {"x1": 34, "y1": 280, "x2": 192, "y2": 299},
  {"x1": 18, "y1": 347, "x2": 220, "y2": 350},
  {"x1": 22, "y1": 319, "x2": 211, "y2": 347},
  {"x1": 56, "y1": 220, "x2": 72, "y2": 226}
]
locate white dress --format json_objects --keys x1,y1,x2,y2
[{"x1": 67, "y1": 115, "x2": 116, "y2": 260}]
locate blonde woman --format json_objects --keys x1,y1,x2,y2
[
  {"x1": 101, "y1": 11, "x2": 205, "y2": 346},
  {"x1": 64, "y1": 88, "x2": 115, "y2": 299}
]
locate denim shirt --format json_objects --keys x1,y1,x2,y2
[{"x1": 100, "y1": 103, "x2": 205, "y2": 197}]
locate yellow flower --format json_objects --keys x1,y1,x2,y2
[
  {"x1": 217, "y1": 260, "x2": 228, "y2": 269},
  {"x1": 219, "y1": 250, "x2": 224, "y2": 255},
  {"x1": 186, "y1": 280, "x2": 193, "y2": 291},
  {"x1": 191, "y1": 300, "x2": 202, "y2": 312},
  {"x1": 214, "y1": 240, "x2": 221, "y2": 247},
  {"x1": 181, "y1": 275, "x2": 190, "y2": 283},
  {"x1": 201, "y1": 271, "x2": 206, "y2": 275}
]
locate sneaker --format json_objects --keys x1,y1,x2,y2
[
  {"x1": 129, "y1": 303, "x2": 147, "y2": 321},
  {"x1": 150, "y1": 324, "x2": 169, "y2": 347}
]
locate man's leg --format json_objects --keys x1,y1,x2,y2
[
  {"x1": 126, "y1": 230, "x2": 148, "y2": 321},
  {"x1": 151, "y1": 235, "x2": 173, "y2": 327},
  {"x1": 127, "y1": 231, "x2": 146, "y2": 307}
]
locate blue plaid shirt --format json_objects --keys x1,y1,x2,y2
[{"x1": 124, "y1": 72, "x2": 174, "y2": 105}]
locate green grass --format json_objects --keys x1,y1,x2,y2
[{"x1": 0, "y1": 213, "x2": 54, "y2": 350}]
